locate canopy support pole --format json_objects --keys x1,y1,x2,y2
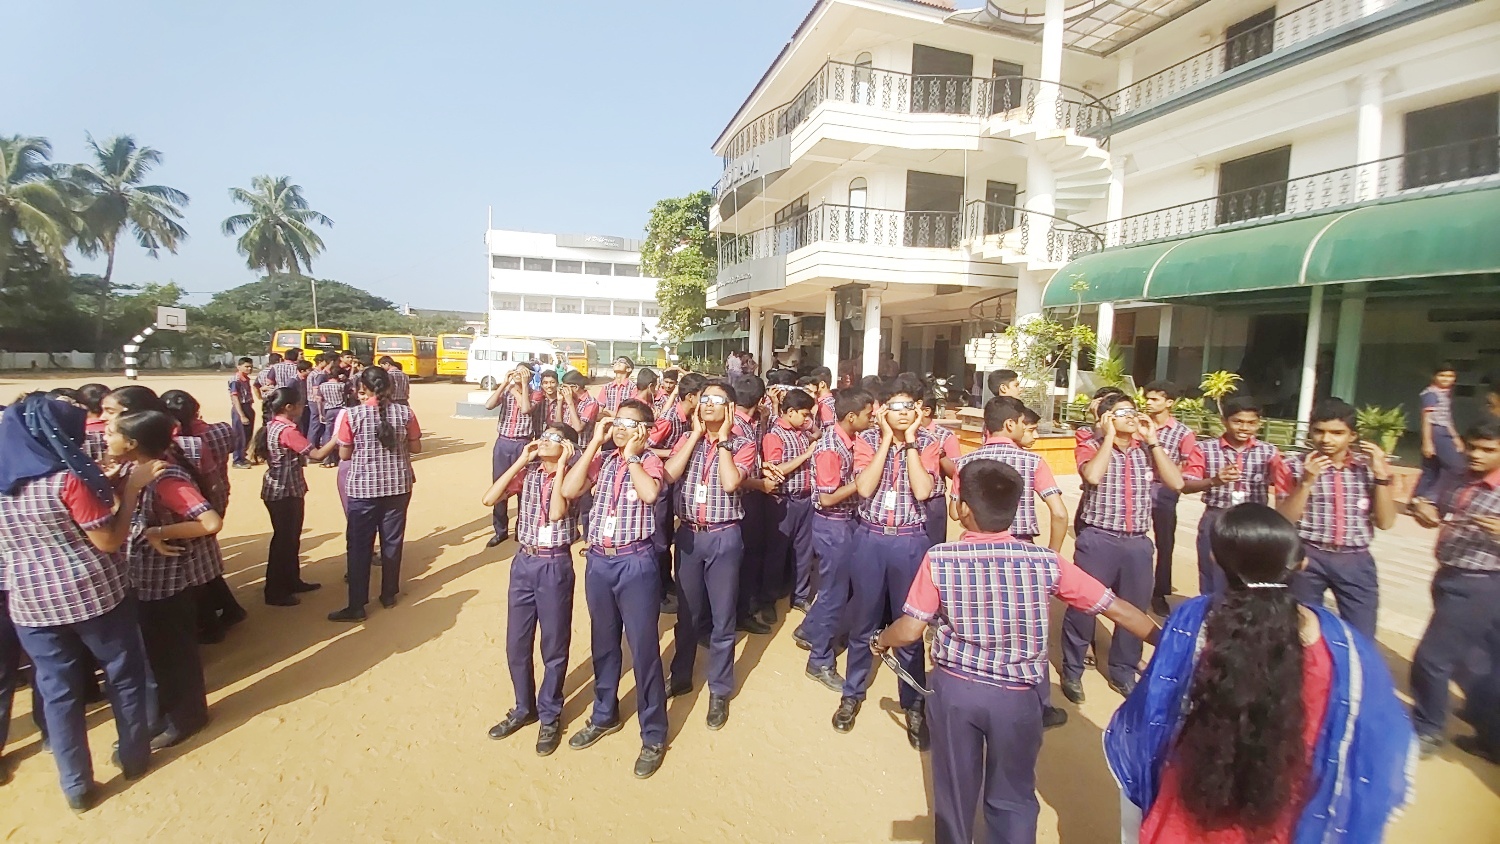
[{"x1": 1296, "y1": 286, "x2": 1325, "y2": 428}]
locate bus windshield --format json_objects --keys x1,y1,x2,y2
[
  {"x1": 440, "y1": 336, "x2": 472, "y2": 351},
  {"x1": 377, "y1": 337, "x2": 414, "y2": 353},
  {"x1": 555, "y1": 340, "x2": 586, "y2": 354},
  {"x1": 275, "y1": 331, "x2": 302, "y2": 349},
  {"x1": 303, "y1": 331, "x2": 344, "y2": 350}
]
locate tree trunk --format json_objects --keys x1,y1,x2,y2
[{"x1": 93, "y1": 244, "x2": 116, "y2": 369}]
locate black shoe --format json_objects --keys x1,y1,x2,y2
[
  {"x1": 736, "y1": 616, "x2": 772, "y2": 635},
  {"x1": 488, "y1": 711, "x2": 537, "y2": 740},
  {"x1": 150, "y1": 726, "x2": 198, "y2": 751},
  {"x1": 706, "y1": 695, "x2": 729, "y2": 731},
  {"x1": 792, "y1": 627, "x2": 813, "y2": 651},
  {"x1": 292, "y1": 581, "x2": 322, "y2": 593},
  {"x1": 1419, "y1": 733, "x2": 1445, "y2": 759},
  {"x1": 659, "y1": 593, "x2": 678, "y2": 615},
  {"x1": 634, "y1": 743, "x2": 666, "y2": 779},
  {"x1": 265, "y1": 594, "x2": 300, "y2": 607},
  {"x1": 327, "y1": 607, "x2": 367, "y2": 623},
  {"x1": 568, "y1": 720, "x2": 623, "y2": 750},
  {"x1": 1043, "y1": 706, "x2": 1069, "y2": 730},
  {"x1": 197, "y1": 626, "x2": 226, "y2": 646},
  {"x1": 1061, "y1": 678, "x2": 1086, "y2": 704},
  {"x1": 221, "y1": 605, "x2": 249, "y2": 628},
  {"x1": 758, "y1": 604, "x2": 778, "y2": 625},
  {"x1": 66, "y1": 785, "x2": 99, "y2": 814},
  {"x1": 666, "y1": 676, "x2": 693, "y2": 698},
  {"x1": 1150, "y1": 596, "x2": 1171, "y2": 617},
  {"x1": 805, "y1": 664, "x2": 844, "y2": 692},
  {"x1": 833, "y1": 696, "x2": 861, "y2": 733},
  {"x1": 1108, "y1": 677, "x2": 1137, "y2": 698},
  {"x1": 905, "y1": 702, "x2": 930, "y2": 751},
  {"x1": 233, "y1": 461, "x2": 253, "y2": 469},
  {"x1": 486, "y1": 535, "x2": 507, "y2": 548},
  {"x1": 791, "y1": 600, "x2": 813, "y2": 614},
  {"x1": 1454, "y1": 734, "x2": 1500, "y2": 765},
  {"x1": 536, "y1": 722, "x2": 562, "y2": 756},
  {"x1": 379, "y1": 594, "x2": 398, "y2": 609}
]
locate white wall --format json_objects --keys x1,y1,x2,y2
[{"x1": 486, "y1": 229, "x2": 661, "y2": 342}]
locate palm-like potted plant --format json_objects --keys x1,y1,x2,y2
[
  {"x1": 1199, "y1": 370, "x2": 1242, "y2": 415},
  {"x1": 1356, "y1": 405, "x2": 1408, "y2": 455}
]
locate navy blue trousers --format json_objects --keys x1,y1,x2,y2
[
  {"x1": 805, "y1": 514, "x2": 855, "y2": 670},
  {"x1": 738, "y1": 491, "x2": 769, "y2": 618},
  {"x1": 930, "y1": 670, "x2": 1042, "y2": 844},
  {"x1": 506, "y1": 548, "x2": 575, "y2": 725},
  {"x1": 1291, "y1": 545, "x2": 1379, "y2": 639},
  {"x1": 1195, "y1": 506, "x2": 1229, "y2": 597},
  {"x1": 583, "y1": 544, "x2": 668, "y2": 745},
  {"x1": 672, "y1": 525, "x2": 744, "y2": 697},
  {"x1": 346, "y1": 492, "x2": 411, "y2": 608},
  {"x1": 924, "y1": 495, "x2": 948, "y2": 547},
  {"x1": 1411, "y1": 567, "x2": 1500, "y2": 738},
  {"x1": 841, "y1": 526, "x2": 932, "y2": 709},
  {"x1": 230, "y1": 402, "x2": 254, "y2": 465},
  {"x1": 1151, "y1": 485, "x2": 1179, "y2": 600},
  {"x1": 1062, "y1": 527, "x2": 1153, "y2": 686},
  {"x1": 491, "y1": 436, "x2": 529, "y2": 541},
  {"x1": 0, "y1": 590, "x2": 45, "y2": 755},
  {"x1": 766, "y1": 495, "x2": 815, "y2": 605},
  {"x1": 139, "y1": 589, "x2": 208, "y2": 737},
  {"x1": 1416, "y1": 431, "x2": 1467, "y2": 500}
]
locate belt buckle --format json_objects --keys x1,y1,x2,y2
[
  {"x1": 883, "y1": 526, "x2": 898, "y2": 536},
  {"x1": 600, "y1": 545, "x2": 619, "y2": 557}
]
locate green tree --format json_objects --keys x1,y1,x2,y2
[
  {"x1": 641, "y1": 191, "x2": 717, "y2": 342},
  {"x1": 222, "y1": 176, "x2": 334, "y2": 326},
  {"x1": 0, "y1": 135, "x2": 74, "y2": 285}
]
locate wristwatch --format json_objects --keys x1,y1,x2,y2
[
  {"x1": 717, "y1": 441, "x2": 735, "y2": 453},
  {"x1": 1373, "y1": 476, "x2": 1392, "y2": 486},
  {"x1": 625, "y1": 454, "x2": 644, "y2": 465}
]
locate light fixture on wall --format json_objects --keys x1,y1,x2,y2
[{"x1": 1191, "y1": 165, "x2": 1208, "y2": 178}]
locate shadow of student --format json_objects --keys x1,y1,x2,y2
[
  {"x1": 890, "y1": 747, "x2": 936, "y2": 843},
  {"x1": 412, "y1": 436, "x2": 484, "y2": 462}
]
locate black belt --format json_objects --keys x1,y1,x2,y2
[
  {"x1": 1082, "y1": 525, "x2": 1148, "y2": 538},
  {"x1": 590, "y1": 539, "x2": 652, "y2": 557},
  {"x1": 859, "y1": 523, "x2": 926, "y2": 537},
  {"x1": 518, "y1": 544, "x2": 574, "y2": 558},
  {"x1": 680, "y1": 521, "x2": 737, "y2": 534}
]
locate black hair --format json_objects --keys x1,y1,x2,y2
[
  {"x1": 1092, "y1": 385, "x2": 1122, "y2": 401},
  {"x1": 539, "y1": 368, "x2": 559, "y2": 382},
  {"x1": 987, "y1": 369, "x2": 1020, "y2": 394},
  {"x1": 1143, "y1": 379, "x2": 1179, "y2": 400},
  {"x1": 563, "y1": 370, "x2": 587, "y2": 387},
  {"x1": 296, "y1": 359, "x2": 313, "y2": 373},
  {"x1": 957, "y1": 461, "x2": 1021, "y2": 532},
  {"x1": 810, "y1": 366, "x2": 833, "y2": 386},
  {"x1": 251, "y1": 387, "x2": 306, "y2": 464},
  {"x1": 1020, "y1": 407, "x2": 1040, "y2": 426},
  {"x1": 116, "y1": 409, "x2": 211, "y2": 495},
  {"x1": 160, "y1": 389, "x2": 201, "y2": 431},
  {"x1": 1177, "y1": 504, "x2": 1306, "y2": 831},
  {"x1": 636, "y1": 368, "x2": 658, "y2": 391},
  {"x1": 859, "y1": 375, "x2": 884, "y2": 396},
  {"x1": 766, "y1": 368, "x2": 797, "y2": 387},
  {"x1": 316, "y1": 352, "x2": 337, "y2": 365},
  {"x1": 1221, "y1": 395, "x2": 1263, "y2": 418},
  {"x1": 108, "y1": 385, "x2": 164, "y2": 414},
  {"x1": 983, "y1": 396, "x2": 1026, "y2": 434},
  {"x1": 48, "y1": 387, "x2": 83, "y2": 403},
  {"x1": 678, "y1": 372, "x2": 708, "y2": 398},
  {"x1": 614, "y1": 356, "x2": 635, "y2": 370},
  {"x1": 78, "y1": 383, "x2": 111, "y2": 416},
  {"x1": 615, "y1": 397, "x2": 654, "y2": 426},
  {"x1": 919, "y1": 390, "x2": 940, "y2": 413},
  {"x1": 1434, "y1": 361, "x2": 1458, "y2": 375},
  {"x1": 358, "y1": 366, "x2": 400, "y2": 452},
  {"x1": 1309, "y1": 398, "x2": 1356, "y2": 430},
  {"x1": 835, "y1": 388, "x2": 874, "y2": 420},
  {"x1": 545, "y1": 422, "x2": 580, "y2": 445},
  {"x1": 377, "y1": 355, "x2": 395, "y2": 367},
  {"x1": 283, "y1": 347, "x2": 302, "y2": 362},
  {"x1": 268, "y1": 352, "x2": 283, "y2": 364},
  {"x1": 781, "y1": 389, "x2": 815, "y2": 413},
  {"x1": 662, "y1": 368, "x2": 680, "y2": 382},
  {"x1": 879, "y1": 378, "x2": 921, "y2": 404},
  {"x1": 796, "y1": 375, "x2": 818, "y2": 388},
  {"x1": 731, "y1": 374, "x2": 765, "y2": 410},
  {"x1": 1463, "y1": 418, "x2": 1500, "y2": 445},
  {"x1": 237, "y1": 356, "x2": 253, "y2": 366},
  {"x1": 1098, "y1": 392, "x2": 1136, "y2": 417}
]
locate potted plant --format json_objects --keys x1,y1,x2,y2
[
  {"x1": 1356, "y1": 405, "x2": 1408, "y2": 455},
  {"x1": 1199, "y1": 370, "x2": 1242, "y2": 415}
]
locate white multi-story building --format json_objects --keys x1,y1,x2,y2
[
  {"x1": 711, "y1": 0, "x2": 1499, "y2": 422},
  {"x1": 485, "y1": 229, "x2": 665, "y2": 366}
]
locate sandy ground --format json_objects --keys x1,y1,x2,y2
[{"x1": 0, "y1": 372, "x2": 1496, "y2": 842}]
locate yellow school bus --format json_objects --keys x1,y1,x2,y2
[
  {"x1": 375, "y1": 334, "x2": 438, "y2": 379},
  {"x1": 271, "y1": 328, "x2": 377, "y2": 363},
  {"x1": 436, "y1": 333, "x2": 472, "y2": 379},
  {"x1": 554, "y1": 339, "x2": 598, "y2": 378}
]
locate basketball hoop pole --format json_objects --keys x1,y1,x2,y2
[{"x1": 123, "y1": 326, "x2": 157, "y2": 380}]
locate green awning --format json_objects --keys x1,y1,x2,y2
[
  {"x1": 1044, "y1": 187, "x2": 1500, "y2": 306},
  {"x1": 1040, "y1": 240, "x2": 1178, "y2": 308}
]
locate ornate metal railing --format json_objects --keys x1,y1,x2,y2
[
  {"x1": 1103, "y1": 0, "x2": 1400, "y2": 117},
  {"x1": 716, "y1": 204, "x2": 964, "y2": 272},
  {"x1": 962, "y1": 201, "x2": 1105, "y2": 264},
  {"x1": 716, "y1": 62, "x2": 1112, "y2": 198},
  {"x1": 1102, "y1": 135, "x2": 1499, "y2": 247}
]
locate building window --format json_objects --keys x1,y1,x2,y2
[
  {"x1": 1223, "y1": 7, "x2": 1276, "y2": 72},
  {"x1": 615, "y1": 301, "x2": 639, "y2": 317},
  {"x1": 555, "y1": 298, "x2": 581, "y2": 315},
  {"x1": 983, "y1": 180, "x2": 1018, "y2": 235},
  {"x1": 524, "y1": 297, "x2": 553, "y2": 313},
  {"x1": 491, "y1": 294, "x2": 521, "y2": 311},
  {"x1": 491, "y1": 255, "x2": 521, "y2": 270},
  {"x1": 584, "y1": 299, "x2": 612, "y2": 315},
  {"x1": 1216, "y1": 145, "x2": 1291, "y2": 224},
  {"x1": 523, "y1": 258, "x2": 553, "y2": 272},
  {"x1": 911, "y1": 44, "x2": 974, "y2": 115},
  {"x1": 584, "y1": 261, "x2": 612, "y2": 275},
  {"x1": 1403, "y1": 94, "x2": 1500, "y2": 189},
  {"x1": 905, "y1": 170, "x2": 964, "y2": 247},
  {"x1": 613, "y1": 263, "x2": 640, "y2": 277},
  {"x1": 852, "y1": 52, "x2": 873, "y2": 106},
  {"x1": 990, "y1": 60, "x2": 1024, "y2": 114},
  {"x1": 555, "y1": 259, "x2": 583, "y2": 273},
  {"x1": 642, "y1": 302, "x2": 660, "y2": 318}
]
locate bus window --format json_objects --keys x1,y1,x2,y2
[
  {"x1": 275, "y1": 331, "x2": 301, "y2": 349},
  {"x1": 419, "y1": 339, "x2": 437, "y2": 355},
  {"x1": 304, "y1": 330, "x2": 343, "y2": 351},
  {"x1": 377, "y1": 336, "x2": 415, "y2": 353},
  {"x1": 350, "y1": 335, "x2": 375, "y2": 362}
]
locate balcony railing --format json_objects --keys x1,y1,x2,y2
[
  {"x1": 962, "y1": 201, "x2": 1106, "y2": 264},
  {"x1": 717, "y1": 204, "x2": 964, "y2": 273},
  {"x1": 717, "y1": 62, "x2": 1112, "y2": 198},
  {"x1": 1102, "y1": 135, "x2": 1500, "y2": 247}
]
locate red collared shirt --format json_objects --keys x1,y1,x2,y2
[
  {"x1": 763, "y1": 418, "x2": 814, "y2": 498},
  {"x1": 1076, "y1": 436, "x2": 1159, "y2": 534},
  {"x1": 670, "y1": 434, "x2": 757, "y2": 524},
  {"x1": 951, "y1": 436, "x2": 1061, "y2": 538},
  {"x1": 507, "y1": 461, "x2": 578, "y2": 549},
  {"x1": 813, "y1": 423, "x2": 859, "y2": 518},
  {"x1": 1436, "y1": 467, "x2": 1500, "y2": 572},
  {"x1": 1183, "y1": 435, "x2": 1291, "y2": 509},
  {"x1": 262, "y1": 418, "x2": 312, "y2": 501},
  {"x1": 648, "y1": 404, "x2": 692, "y2": 451},
  {"x1": 852, "y1": 428, "x2": 942, "y2": 527}
]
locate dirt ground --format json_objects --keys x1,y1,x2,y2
[{"x1": 0, "y1": 372, "x2": 1496, "y2": 842}]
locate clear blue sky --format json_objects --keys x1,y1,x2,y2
[{"x1": 5, "y1": 0, "x2": 820, "y2": 311}]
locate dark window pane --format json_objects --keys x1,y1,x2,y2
[
  {"x1": 613, "y1": 264, "x2": 639, "y2": 277},
  {"x1": 491, "y1": 255, "x2": 521, "y2": 270},
  {"x1": 584, "y1": 262, "x2": 612, "y2": 275},
  {"x1": 1403, "y1": 94, "x2": 1500, "y2": 189},
  {"x1": 555, "y1": 260, "x2": 583, "y2": 273},
  {"x1": 1216, "y1": 145, "x2": 1290, "y2": 224},
  {"x1": 523, "y1": 258, "x2": 553, "y2": 272},
  {"x1": 1224, "y1": 8, "x2": 1276, "y2": 72}
]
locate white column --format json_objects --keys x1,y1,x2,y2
[
  {"x1": 746, "y1": 308, "x2": 761, "y2": 367},
  {"x1": 823, "y1": 291, "x2": 840, "y2": 372},
  {"x1": 1015, "y1": 269, "x2": 1046, "y2": 321},
  {"x1": 1296, "y1": 287, "x2": 1326, "y2": 428},
  {"x1": 1024, "y1": 155, "x2": 1057, "y2": 262},
  {"x1": 760, "y1": 312, "x2": 777, "y2": 371},
  {"x1": 889, "y1": 315, "x2": 905, "y2": 369},
  {"x1": 1332, "y1": 284, "x2": 1368, "y2": 401},
  {"x1": 1036, "y1": 0, "x2": 1065, "y2": 130},
  {"x1": 921, "y1": 325, "x2": 939, "y2": 375},
  {"x1": 1096, "y1": 302, "x2": 1115, "y2": 355},
  {"x1": 862, "y1": 290, "x2": 883, "y2": 379},
  {"x1": 1155, "y1": 305, "x2": 1173, "y2": 381},
  {"x1": 1115, "y1": 52, "x2": 1135, "y2": 113},
  {"x1": 1105, "y1": 157, "x2": 1127, "y2": 246},
  {"x1": 1355, "y1": 72, "x2": 1386, "y2": 201}
]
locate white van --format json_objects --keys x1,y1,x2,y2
[{"x1": 465, "y1": 336, "x2": 564, "y2": 390}]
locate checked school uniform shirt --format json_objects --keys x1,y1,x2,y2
[
  {"x1": 387, "y1": 368, "x2": 411, "y2": 403},
  {"x1": 816, "y1": 394, "x2": 836, "y2": 430},
  {"x1": 904, "y1": 531, "x2": 1115, "y2": 687},
  {"x1": 600, "y1": 380, "x2": 633, "y2": 413},
  {"x1": 926, "y1": 422, "x2": 962, "y2": 498},
  {"x1": 317, "y1": 379, "x2": 348, "y2": 423},
  {"x1": 762, "y1": 419, "x2": 814, "y2": 498},
  {"x1": 494, "y1": 389, "x2": 536, "y2": 440},
  {"x1": 812, "y1": 424, "x2": 859, "y2": 519},
  {"x1": 950, "y1": 436, "x2": 1061, "y2": 538},
  {"x1": 671, "y1": 434, "x2": 757, "y2": 524},
  {"x1": 336, "y1": 399, "x2": 421, "y2": 499},
  {"x1": 1075, "y1": 436, "x2": 1159, "y2": 534},
  {"x1": 1154, "y1": 419, "x2": 1197, "y2": 470},
  {"x1": 268, "y1": 360, "x2": 302, "y2": 394},
  {"x1": 187, "y1": 419, "x2": 236, "y2": 514},
  {"x1": 1278, "y1": 454, "x2": 1379, "y2": 550},
  {"x1": 507, "y1": 461, "x2": 579, "y2": 550},
  {"x1": 852, "y1": 428, "x2": 942, "y2": 528},
  {"x1": 1435, "y1": 467, "x2": 1500, "y2": 572},
  {"x1": 0, "y1": 473, "x2": 123, "y2": 627},
  {"x1": 585, "y1": 451, "x2": 665, "y2": 546},
  {"x1": 648, "y1": 404, "x2": 693, "y2": 451},
  {"x1": 262, "y1": 418, "x2": 312, "y2": 501},
  {"x1": 129, "y1": 464, "x2": 218, "y2": 601},
  {"x1": 228, "y1": 372, "x2": 254, "y2": 408},
  {"x1": 1183, "y1": 436, "x2": 1290, "y2": 509}
]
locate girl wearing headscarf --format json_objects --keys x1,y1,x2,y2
[
  {"x1": 0, "y1": 393, "x2": 163, "y2": 812},
  {"x1": 1107, "y1": 503, "x2": 1415, "y2": 844}
]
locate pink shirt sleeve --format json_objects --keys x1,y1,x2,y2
[
  {"x1": 334, "y1": 410, "x2": 354, "y2": 446},
  {"x1": 587, "y1": 453, "x2": 605, "y2": 484},
  {"x1": 732, "y1": 440, "x2": 757, "y2": 479},
  {"x1": 941, "y1": 434, "x2": 962, "y2": 459},
  {"x1": 1052, "y1": 555, "x2": 1115, "y2": 614},
  {"x1": 61, "y1": 474, "x2": 114, "y2": 530},
  {"x1": 902, "y1": 554, "x2": 940, "y2": 621},
  {"x1": 1177, "y1": 430, "x2": 1198, "y2": 464},
  {"x1": 761, "y1": 432, "x2": 786, "y2": 463},
  {"x1": 814, "y1": 451, "x2": 843, "y2": 491},
  {"x1": 920, "y1": 440, "x2": 942, "y2": 478},
  {"x1": 1032, "y1": 459, "x2": 1060, "y2": 496},
  {"x1": 1182, "y1": 443, "x2": 1206, "y2": 481},
  {"x1": 1075, "y1": 438, "x2": 1100, "y2": 472},
  {"x1": 1271, "y1": 452, "x2": 1295, "y2": 495},
  {"x1": 155, "y1": 477, "x2": 211, "y2": 519},
  {"x1": 852, "y1": 436, "x2": 876, "y2": 473},
  {"x1": 279, "y1": 426, "x2": 313, "y2": 455}
]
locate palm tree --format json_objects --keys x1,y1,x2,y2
[
  {"x1": 69, "y1": 134, "x2": 190, "y2": 362},
  {"x1": 0, "y1": 135, "x2": 73, "y2": 285},
  {"x1": 222, "y1": 176, "x2": 334, "y2": 325}
]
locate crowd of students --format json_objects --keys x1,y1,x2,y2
[{"x1": 2, "y1": 348, "x2": 1496, "y2": 842}]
